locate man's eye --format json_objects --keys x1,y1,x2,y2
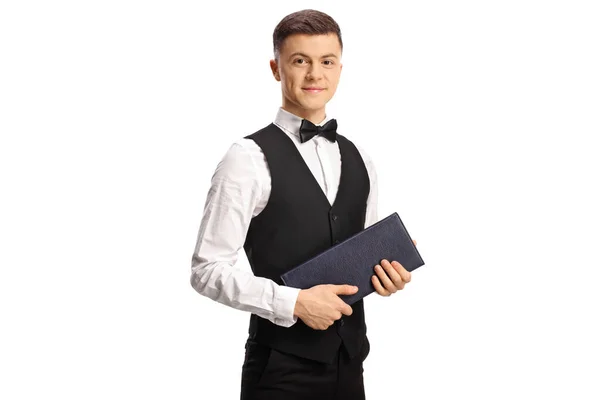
[
  {"x1": 323, "y1": 60, "x2": 334, "y2": 65},
  {"x1": 295, "y1": 59, "x2": 306, "y2": 64}
]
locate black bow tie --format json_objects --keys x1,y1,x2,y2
[{"x1": 299, "y1": 119, "x2": 338, "y2": 143}]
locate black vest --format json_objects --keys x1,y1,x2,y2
[{"x1": 243, "y1": 123, "x2": 370, "y2": 364}]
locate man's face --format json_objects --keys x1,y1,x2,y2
[{"x1": 270, "y1": 33, "x2": 342, "y2": 121}]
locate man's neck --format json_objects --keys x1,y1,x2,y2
[{"x1": 281, "y1": 105, "x2": 325, "y2": 125}]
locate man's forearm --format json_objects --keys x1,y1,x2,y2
[{"x1": 190, "y1": 257, "x2": 301, "y2": 327}]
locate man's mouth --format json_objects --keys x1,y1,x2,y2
[{"x1": 302, "y1": 87, "x2": 325, "y2": 93}]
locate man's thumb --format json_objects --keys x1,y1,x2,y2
[{"x1": 332, "y1": 284, "x2": 359, "y2": 295}]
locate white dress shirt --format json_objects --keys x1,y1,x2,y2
[{"x1": 190, "y1": 108, "x2": 379, "y2": 328}]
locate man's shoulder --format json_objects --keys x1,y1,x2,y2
[
  {"x1": 231, "y1": 136, "x2": 262, "y2": 156},
  {"x1": 219, "y1": 124, "x2": 273, "y2": 162},
  {"x1": 212, "y1": 137, "x2": 263, "y2": 183},
  {"x1": 243, "y1": 123, "x2": 278, "y2": 141},
  {"x1": 233, "y1": 123, "x2": 277, "y2": 153}
]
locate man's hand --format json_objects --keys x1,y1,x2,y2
[
  {"x1": 372, "y1": 239, "x2": 417, "y2": 297},
  {"x1": 293, "y1": 284, "x2": 357, "y2": 330}
]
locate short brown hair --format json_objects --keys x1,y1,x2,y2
[{"x1": 272, "y1": 9, "x2": 343, "y2": 59}]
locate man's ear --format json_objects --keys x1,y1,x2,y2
[{"x1": 270, "y1": 59, "x2": 281, "y2": 81}]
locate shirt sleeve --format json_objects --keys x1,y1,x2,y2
[
  {"x1": 190, "y1": 141, "x2": 301, "y2": 327},
  {"x1": 357, "y1": 145, "x2": 379, "y2": 228}
]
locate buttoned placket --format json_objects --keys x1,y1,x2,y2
[{"x1": 314, "y1": 137, "x2": 335, "y2": 205}]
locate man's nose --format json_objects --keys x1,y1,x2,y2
[{"x1": 306, "y1": 64, "x2": 324, "y2": 80}]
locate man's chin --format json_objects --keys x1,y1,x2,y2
[{"x1": 299, "y1": 100, "x2": 329, "y2": 112}]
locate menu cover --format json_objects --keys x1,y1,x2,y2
[{"x1": 281, "y1": 212, "x2": 425, "y2": 305}]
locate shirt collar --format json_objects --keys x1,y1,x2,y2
[{"x1": 273, "y1": 108, "x2": 332, "y2": 141}]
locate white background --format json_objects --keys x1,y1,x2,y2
[{"x1": 1, "y1": 0, "x2": 599, "y2": 399}]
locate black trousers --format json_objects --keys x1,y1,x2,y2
[{"x1": 240, "y1": 338, "x2": 369, "y2": 400}]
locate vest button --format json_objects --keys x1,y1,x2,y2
[
  {"x1": 340, "y1": 318, "x2": 345, "y2": 326},
  {"x1": 331, "y1": 214, "x2": 338, "y2": 221},
  {"x1": 334, "y1": 240, "x2": 340, "y2": 244}
]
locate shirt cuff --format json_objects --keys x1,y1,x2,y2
[{"x1": 273, "y1": 285, "x2": 301, "y2": 327}]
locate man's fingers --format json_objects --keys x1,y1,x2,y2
[
  {"x1": 331, "y1": 284, "x2": 359, "y2": 296},
  {"x1": 391, "y1": 261, "x2": 411, "y2": 283},
  {"x1": 340, "y1": 303, "x2": 353, "y2": 316},
  {"x1": 375, "y1": 263, "x2": 397, "y2": 293},
  {"x1": 412, "y1": 239, "x2": 417, "y2": 246},
  {"x1": 381, "y1": 260, "x2": 405, "y2": 289},
  {"x1": 372, "y1": 275, "x2": 391, "y2": 296}
]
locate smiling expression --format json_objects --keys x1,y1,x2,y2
[{"x1": 270, "y1": 33, "x2": 343, "y2": 123}]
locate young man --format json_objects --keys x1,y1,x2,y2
[{"x1": 190, "y1": 9, "x2": 413, "y2": 400}]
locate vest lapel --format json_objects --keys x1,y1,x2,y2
[{"x1": 273, "y1": 125, "x2": 348, "y2": 210}]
